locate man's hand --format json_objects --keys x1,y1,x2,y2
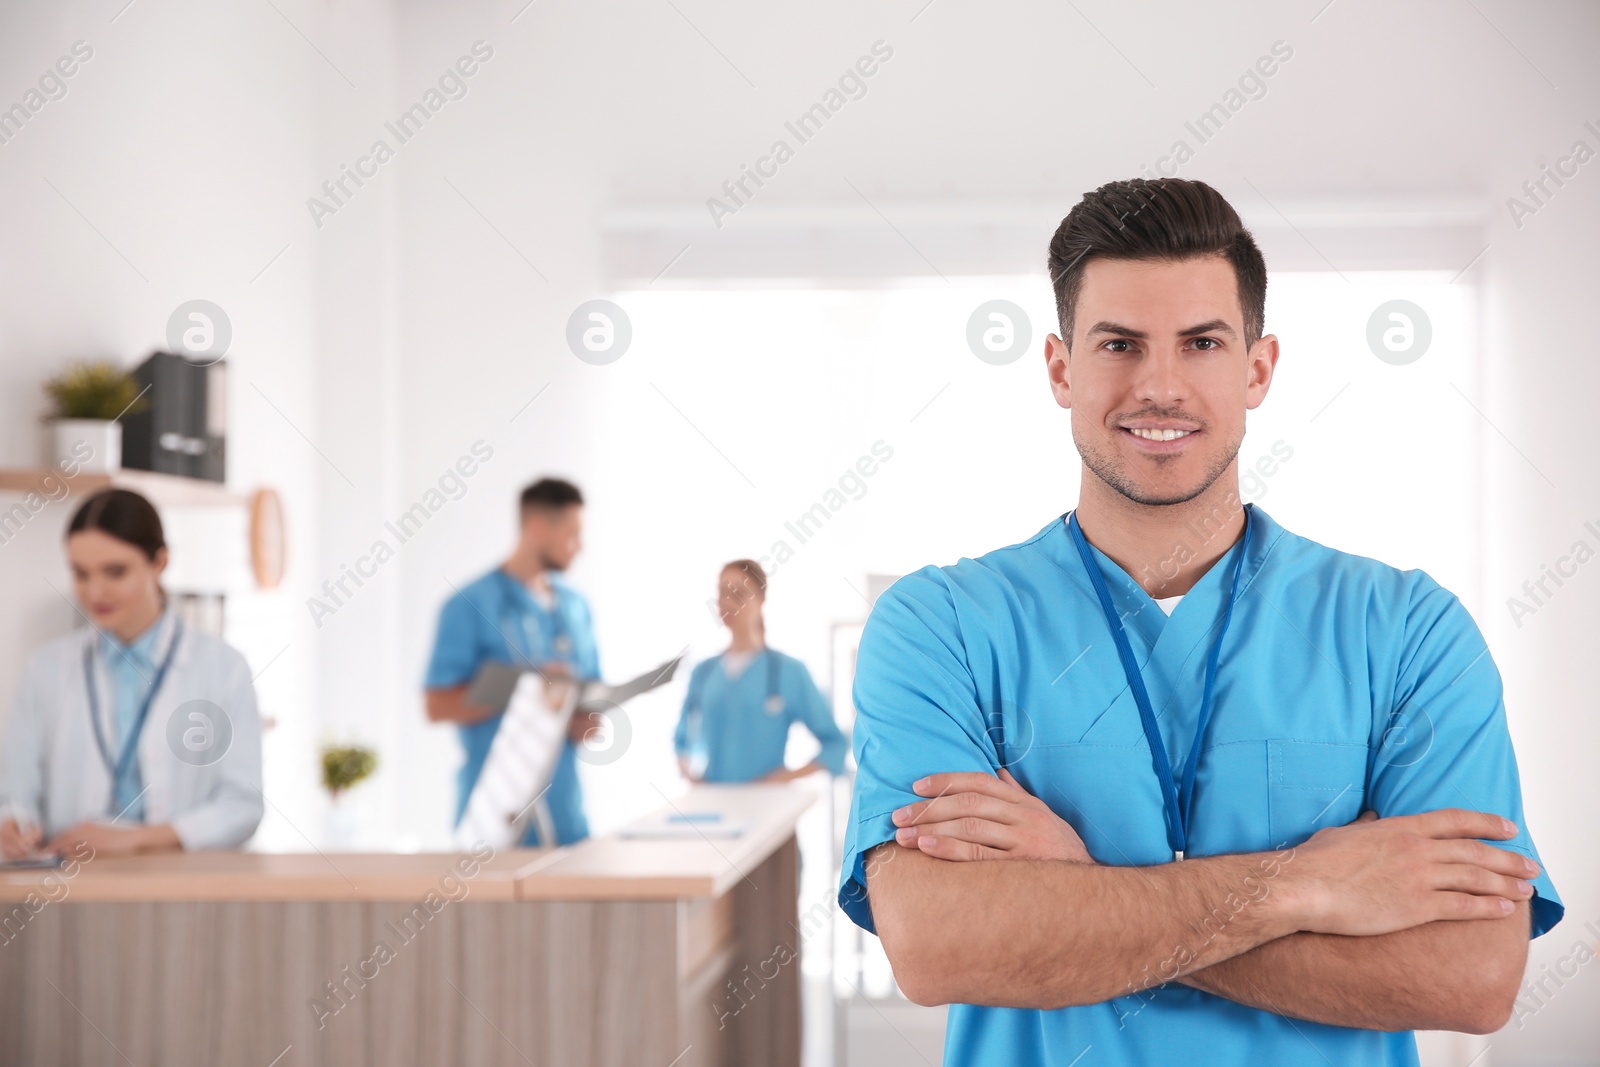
[
  {"x1": 890, "y1": 768, "x2": 1094, "y2": 863},
  {"x1": 0, "y1": 818, "x2": 44, "y2": 859},
  {"x1": 540, "y1": 661, "x2": 574, "y2": 712},
  {"x1": 567, "y1": 707, "x2": 605, "y2": 744},
  {"x1": 1280, "y1": 808, "x2": 1537, "y2": 936}
]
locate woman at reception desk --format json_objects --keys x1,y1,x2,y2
[
  {"x1": 0, "y1": 488, "x2": 263, "y2": 860},
  {"x1": 675, "y1": 559, "x2": 848, "y2": 784}
]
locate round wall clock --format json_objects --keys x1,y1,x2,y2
[{"x1": 250, "y1": 487, "x2": 286, "y2": 589}]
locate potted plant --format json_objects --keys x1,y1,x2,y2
[
  {"x1": 42, "y1": 360, "x2": 146, "y2": 474},
  {"x1": 320, "y1": 743, "x2": 378, "y2": 848}
]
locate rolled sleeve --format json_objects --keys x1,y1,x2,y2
[
  {"x1": 837, "y1": 568, "x2": 995, "y2": 935},
  {"x1": 425, "y1": 592, "x2": 484, "y2": 689}
]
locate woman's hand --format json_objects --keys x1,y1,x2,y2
[
  {"x1": 43, "y1": 822, "x2": 179, "y2": 858},
  {"x1": 758, "y1": 761, "x2": 823, "y2": 784},
  {"x1": 0, "y1": 818, "x2": 44, "y2": 859},
  {"x1": 890, "y1": 767, "x2": 1095, "y2": 863},
  {"x1": 677, "y1": 756, "x2": 703, "y2": 784}
]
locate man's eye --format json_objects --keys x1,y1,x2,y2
[
  {"x1": 1192, "y1": 337, "x2": 1221, "y2": 351},
  {"x1": 1104, "y1": 339, "x2": 1133, "y2": 353}
]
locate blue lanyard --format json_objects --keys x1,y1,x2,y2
[
  {"x1": 497, "y1": 570, "x2": 572, "y2": 663},
  {"x1": 83, "y1": 618, "x2": 184, "y2": 815},
  {"x1": 1067, "y1": 508, "x2": 1252, "y2": 860}
]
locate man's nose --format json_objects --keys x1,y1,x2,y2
[{"x1": 1130, "y1": 348, "x2": 1188, "y2": 404}]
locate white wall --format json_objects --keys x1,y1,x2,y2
[{"x1": 0, "y1": 0, "x2": 332, "y2": 848}]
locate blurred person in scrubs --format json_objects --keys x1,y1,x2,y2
[
  {"x1": 840, "y1": 178, "x2": 1562, "y2": 1066},
  {"x1": 424, "y1": 477, "x2": 601, "y2": 846},
  {"x1": 0, "y1": 489, "x2": 264, "y2": 859},
  {"x1": 675, "y1": 560, "x2": 847, "y2": 784}
]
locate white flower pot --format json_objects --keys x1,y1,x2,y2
[
  {"x1": 49, "y1": 419, "x2": 121, "y2": 473},
  {"x1": 325, "y1": 793, "x2": 361, "y2": 849}
]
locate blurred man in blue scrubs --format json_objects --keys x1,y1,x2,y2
[
  {"x1": 674, "y1": 559, "x2": 848, "y2": 784},
  {"x1": 424, "y1": 478, "x2": 601, "y2": 846},
  {"x1": 840, "y1": 178, "x2": 1563, "y2": 1066}
]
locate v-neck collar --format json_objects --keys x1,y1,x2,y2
[
  {"x1": 98, "y1": 605, "x2": 177, "y2": 677},
  {"x1": 1036, "y1": 504, "x2": 1285, "y2": 752},
  {"x1": 499, "y1": 568, "x2": 561, "y2": 617},
  {"x1": 1046, "y1": 504, "x2": 1283, "y2": 661},
  {"x1": 721, "y1": 647, "x2": 767, "y2": 682}
]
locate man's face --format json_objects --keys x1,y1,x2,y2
[
  {"x1": 525, "y1": 504, "x2": 583, "y2": 570},
  {"x1": 1044, "y1": 254, "x2": 1277, "y2": 507}
]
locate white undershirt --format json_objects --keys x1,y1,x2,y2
[
  {"x1": 1155, "y1": 594, "x2": 1184, "y2": 616},
  {"x1": 722, "y1": 649, "x2": 759, "y2": 679},
  {"x1": 529, "y1": 583, "x2": 555, "y2": 611}
]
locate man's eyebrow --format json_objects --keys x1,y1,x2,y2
[
  {"x1": 1085, "y1": 319, "x2": 1238, "y2": 339},
  {"x1": 1178, "y1": 319, "x2": 1237, "y2": 338}
]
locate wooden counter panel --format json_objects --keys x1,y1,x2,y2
[
  {"x1": 0, "y1": 898, "x2": 687, "y2": 1067},
  {"x1": 682, "y1": 891, "x2": 737, "y2": 981}
]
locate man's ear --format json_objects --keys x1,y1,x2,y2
[
  {"x1": 1045, "y1": 332, "x2": 1072, "y2": 411},
  {"x1": 1245, "y1": 333, "x2": 1280, "y2": 411}
]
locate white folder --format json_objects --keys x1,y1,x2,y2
[{"x1": 452, "y1": 655, "x2": 682, "y2": 850}]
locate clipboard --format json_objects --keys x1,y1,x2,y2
[
  {"x1": 465, "y1": 660, "x2": 525, "y2": 710},
  {"x1": 452, "y1": 654, "x2": 684, "y2": 850}
]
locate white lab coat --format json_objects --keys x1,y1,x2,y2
[{"x1": 0, "y1": 610, "x2": 264, "y2": 849}]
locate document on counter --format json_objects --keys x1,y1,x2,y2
[
  {"x1": 452, "y1": 654, "x2": 684, "y2": 850},
  {"x1": 619, "y1": 812, "x2": 753, "y2": 839}
]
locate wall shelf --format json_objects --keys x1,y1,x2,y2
[{"x1": 0, "y1": 468, "x2": 248, "y2": 508}]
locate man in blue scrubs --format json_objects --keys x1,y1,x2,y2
[
  {"x1": 840, "y1": 178, "x2": 1563, "y2": 1065},
  {"x1": 424, "y1": 477, "x2": 601, "y2": 846}
]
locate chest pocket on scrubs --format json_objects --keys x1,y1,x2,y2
[{"x1": 1266, "y1": 739, "x2": 1368, "y2": 849}]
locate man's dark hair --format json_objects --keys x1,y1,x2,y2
[
  {"x1": 1047, "y1": 178, "x2": 1267, "y2": 352},
  {"x1": 519, "y1": 477, "x2": 584, "y2": 515}
]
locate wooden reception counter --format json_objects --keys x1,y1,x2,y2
[{"x1": 0, "y1": 784, "x2": 814, "y2": 1067}]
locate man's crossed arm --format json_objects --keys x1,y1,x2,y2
[{"x1": 867, "y1": 771, "x2": 1536, "y2": 1034}]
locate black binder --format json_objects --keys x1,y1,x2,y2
[{"x1": 120, "y1": 351, "x2": 227, "y2": 482}]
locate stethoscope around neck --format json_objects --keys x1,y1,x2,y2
[
  {"x1": 497, "y1": 569, "x2": 573, "y2": 661},
  {"x1": 760, "y1": 649, "x2": 784, "y2": 715},
  {"x1": 697, "y1": 647, "x2": 783, "y2": 716}
]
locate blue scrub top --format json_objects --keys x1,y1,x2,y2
[
  {"x1": 673, "y1": 649, "x2": 848, "y2": 783},
  {"x1": 839, "y1": 506, "x2": 1563, "y2": 1067},
  {"x1": 425, "y1": 567, "x2": 601, "y2": 847}
]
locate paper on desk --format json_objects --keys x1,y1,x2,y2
[{"x1": 618, "y1": 815, "x2": 753, "y2": 839}]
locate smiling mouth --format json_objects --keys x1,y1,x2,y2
[{"x1": 1125, "y1": 427, "x2": 1193, "y2": 442}]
